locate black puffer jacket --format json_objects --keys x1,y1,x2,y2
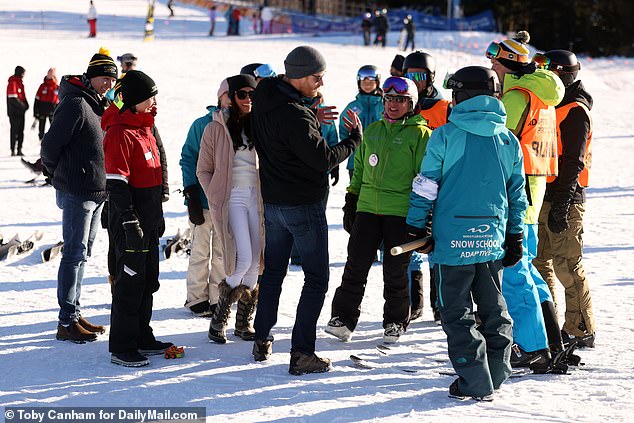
[
  {"x1": 41, "y1": 75, "x2": 108, "y2": 202},
  {"x1": 544, "y1": 80, "x2": 593, "y2": 204},
  {"x1": 251, "y1": 76, "x2": 361, "y2": 205}
]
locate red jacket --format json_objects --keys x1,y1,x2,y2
[
  {"x1": 35, "y1": 78, "x2": 59, "y2": 104},
  {"x1": 6, "y1": 75, "x2": 28, "y2": 115},
  {"x1": 102, "y1": 104, "x2": 162, "y2": 189}
]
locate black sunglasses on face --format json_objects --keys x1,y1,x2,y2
[{"x1": 236, "y1": 90, "x2": 254, "y2": 100}]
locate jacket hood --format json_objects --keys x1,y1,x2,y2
[
  {"x1": 449, "y1": 95, "x2": 507, "y2": 137},
  {"x1": 101, "y1": 103, "x2": 154, "y2": 131},
  {"x1": 8, "y1": 75, "x2": 23, "y2": 84},
  {"x1": 58, "y1": 75, "x2": 101, "y2": 105},
  {"x1": 503, "y1": 68, "x2": 564, "y2": 107},
  {"x1": 252, "y1": 75, "x2": 302, "y2": 115},
  {"x1": 355, "y1": 92, "x2": 384, "y2": 103},
  {"x1": 560, "y1": 79, "x2": 593, "y2": 110}
]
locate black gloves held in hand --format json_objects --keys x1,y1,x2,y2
[
  {"x1": 502, "y1": 231, "x2": 524, "y2": 268},
  {"x1": 123, "y1": 220, "x2": 144, "y2": 251},
  {"x1": 184, "y1": 185, "x2": 205, "y2": 226},
  {"x1": 406, "y1": 224, "x2": 434, "y2": 254},
  {"x1": 548, "y1": 202, "x2": 570, "y2": 234},
  {"x1": 342, "y1": 192, "x2": 358, "y2": 233}
]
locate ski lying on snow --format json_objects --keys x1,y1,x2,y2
[
  {"x1": 376, "y1": 343, "x2": 449, "y2": 363},
  {"x1": 349, "y1": 355, "x2": 420, "y2": 373},
  {"x1": 438, "y1": 369, "x2": 570, "y2": 379}
]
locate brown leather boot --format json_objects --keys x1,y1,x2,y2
[
  {"x1": 234, "y1": 285, "x2": 258, "y2": 341},
  {"x1": 56, "y1": 322, "x2": 98, "y2": 343},
  {"x1": 78, "y1": 316, "x2": 105, "y2": 334}
]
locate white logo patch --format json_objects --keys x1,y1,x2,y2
[
  {"x1": 368, "y1": 154, "x2": 379, "y2": 167},
  {"x1": 412, "y1": 173, "x2": 438, "y2": 200},
  {"x1": 467, "y1": 224, "x2": 491, "y2": 234},
  {"x1": 123, "y1": 265, "x2": 137, "y2": 276},
  {"x1": 144, "y1": 151, "x2": 153, "y2": 161}
]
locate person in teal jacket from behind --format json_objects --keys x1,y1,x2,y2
[
  {"x1": 407, "y1": 66, "x2": 527, "y2": 400},
  {"x1": 339, "y1": 65, "x2": 384, "y2": 180}
]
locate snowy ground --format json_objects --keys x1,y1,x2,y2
[{"x1": 1, "y1": 1, "x2": 634, "y2": 422}]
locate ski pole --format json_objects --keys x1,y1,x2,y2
[{"x1": 390, "y1": 236, "x2": 432, "y2": 256}]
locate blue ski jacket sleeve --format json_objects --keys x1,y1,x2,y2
[
  {"x1": 407, "y1": 95, "x2": 527, "y2": 266},
  {"x1": 339, "y1": 93, "x2": 384, "y2": 171},
  {"x1": 179, "y1": 107, "x2": 216, "y2": 208}
]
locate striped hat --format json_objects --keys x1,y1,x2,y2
[
  {"x1": 86, "y1": 47, "x2": 118, "y2": 79},
  {"x1": 497, "y1": 31, "x2": 531, "y2": 71}
]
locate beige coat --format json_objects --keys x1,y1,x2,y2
[{"x1": 196, "y1": 109, "x2": 265, "y2": 276}]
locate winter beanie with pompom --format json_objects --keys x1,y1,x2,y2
[{"x1": 86, "y1": 47, "x2": 118, "y2": 79}]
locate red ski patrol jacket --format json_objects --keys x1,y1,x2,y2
[{"x1": 6, "y1": 74, "x2": 28, "y2": 115}]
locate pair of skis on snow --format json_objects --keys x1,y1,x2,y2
[
  {"x1": 0, "y1": 231, "x2": 64, "y2": 262},
  {"x1": 349, "y1": 343, "x2": 587, "y2": 378}
]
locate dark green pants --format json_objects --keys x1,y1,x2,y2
[{"x1": 435, "y1": 260, "x2": 513, "y2": 397}]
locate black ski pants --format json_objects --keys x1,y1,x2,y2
[
  {"x1": 8, "y1": 110, "x2": 25, "y2": 154},
  {"x1": 331, "y1": 212, "x2": 411, "y2": 330},
  {"x1": 108, "y1": 221, "x2": 160, "y2": 353}
]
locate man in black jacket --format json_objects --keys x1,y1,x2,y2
[
  {"x1": 251, "y1": 45, "x2": 362, "y2": 375},
  {"x1": 533, "y1": 50, "x2": 596, "y2": 348},
  {"x1": 41, "y1": 49, "x2": 117, "y2": 343}
]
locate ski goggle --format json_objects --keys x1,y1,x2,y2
[
  {"x1": 532, "y1": 53, "x2": 581, "y2": 72},
  {"x1": 383, "y1": 94, "x2": 408, "y2": 104},
  {"x1": 357, "y1": 67, "x2": 380, "y2": 81},
  {"x1": 382, "y1": 76, "x2": 410, "y2": 95},
  {"x1": 254, "y1": 63, "x2": 276, "y2": 78},
  {"x1": 235, "y1": 90, "x2": 254, "y2": 100},
  {"x1": 404, "y1": 71, "x2": 427, "y2": 82},
  {"x1": 485, "y1": 42, "x2": 529, "y2": 63}
]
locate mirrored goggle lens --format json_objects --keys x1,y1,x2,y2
[
  {"x1": 404, "y1": 72, "x2": 427, "y2": 82},
  {"x1": 382, "y1": 76, "x2": 410, "y2": 94},
  {"x1": 384, "y1": 95, "x2": 408, "y2": 103},
  {"x1": 486, "y1": 42, "x2": 501, "y2": 59},
  {"x1": 254, "y1": 64, "x2": 276, "y2": 78},
  {"x1": 357, "y1": 68, "x2": 379, "y2": 80},
  {"x1": 532, "y1": 53, "x2": 550, "y2": 69}
]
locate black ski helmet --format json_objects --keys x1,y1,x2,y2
[
  {"x1": 240, "y1": 63, "x2": 263, "y2": 77},
  {"x1": 402, "y1": 51, "x2": 436, "y2": 82},
  {"x1": 357, "y1": 65, "x2": 381, "y2": 93},
  {"x1": 445, "y1": 66, "x2": 501, "y2": 104},
  {"x1": 543, "y1": 49, "x2": 580, "y2": 87}
]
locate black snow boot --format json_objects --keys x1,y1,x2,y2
[
  {"x1": 208, "y1": 280, "x2": 243, "y2": 344},
  {"x1": 234, "y1": 285, "x2": 258, "y2": 341}
]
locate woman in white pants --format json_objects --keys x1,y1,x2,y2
[{"x1": 197, "y1": 74, "x2": 264, "y2": 344}]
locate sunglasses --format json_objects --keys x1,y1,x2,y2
[
  {"x1": 485, "y1": 42, "x2": 529, "y2": 63},
  {"x1": 311, "y1": 73, "x2": 324, "y2": 83},
  {"x1": 382, "y1": 76, "x2": 410, "y2": 95},
  {"x1": 383, "y1": 94, "x2": 408, "y2": 104},
  {"x1": 236, "y1": 90, "x2": 254, "y2": 100},
  {"x1": 357, "y1": 68, "x2": 380, "y2": 81},
  {"x1": 404, "y1": 71, "x2": 427, "y2": 82},
  {"x1": 254, "y1": 63, "x2": 276, "y2": 78},
  {"x1": 532, "y1": 53, "x2": 581, "y2": 72}
]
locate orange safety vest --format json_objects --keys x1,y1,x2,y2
[
  {"x1": 510, "y1": 87, "x2": 559, "y2": 176},
  {"x1": 419, "y1": 99, "x2": 451, "y2": 130},
  {"x1": 547, "y1": 101, "x2": 593, "y2": 187}
]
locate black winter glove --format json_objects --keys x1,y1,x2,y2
[
  {"x1": 330, "y1": 166, "x2": 340, "y2": 186},
  {"x1": 406, "y1": 224, "x2": 434, "y2": 254},
  {"x1": 123, "y1": 219, "x2": 144, "y2": 251},
  {"x1": 184, "y1": 185, "x2": 205, "y2": 226},
  {"x1": 342, "y1": 192, "x2": 358, "y2": 233},
  {"x1": 548, "y1": 202, "x2": 570, "y2": 234},
  {"x1": 502, "y1": 232, "x2": 524, "y2": 268}
]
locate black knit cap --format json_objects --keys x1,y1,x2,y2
[
  {"x1": 86, "y1": 47, "x2": 118, "y2": 79},
  {"x1": 227, "y1": 74, "x2": 257, "y2": 98},
  {"x1": 391, "y1": 54, "x2": 405, "y2": 70},
  {"x1": 121, "y1": 70, "x2": 158, "y2": 107},
  {"x1": 284, "y1": 46, "x2": 326, "y2": 79}
]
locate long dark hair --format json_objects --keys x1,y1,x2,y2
[{"x1": 227, "y1": 94, "x2": 253, "y2": 152}]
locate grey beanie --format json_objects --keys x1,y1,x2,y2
[{"x1": 284, "y1": 46, "x2": 326, "y2": 79}]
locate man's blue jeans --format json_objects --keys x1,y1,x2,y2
[
  {"x1": 56, "y1": 190, "x2": 104, "y2": 325},
  {"x1": 254, "y1": 202, "x2": 329, "y2": 355}
]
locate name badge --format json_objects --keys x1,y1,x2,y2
[
  {"x1": 144, "y1": 151, "x2": 153, "y2": 161},
  {"x1": 369, "y1": 153, "x2": 379, "y2": 167}
]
